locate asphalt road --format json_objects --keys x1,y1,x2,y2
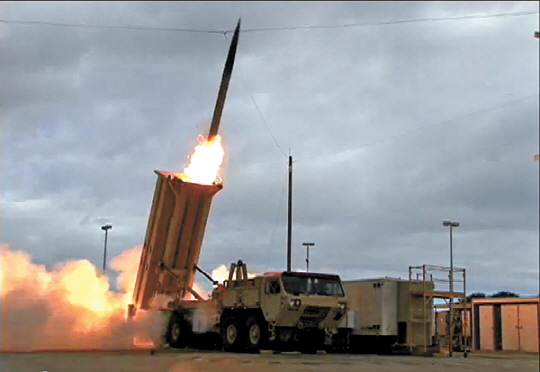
[{"x1": 2, "y1": 349, "x2": 539, "y2": 372}]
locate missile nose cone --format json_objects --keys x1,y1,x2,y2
[{"x1": 207, "y1": 20, "x2": 241, "y2": 141}]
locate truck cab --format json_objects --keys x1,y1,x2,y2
[{"x1": 213, "y1": 262, "x2": 350, "y2": 353}]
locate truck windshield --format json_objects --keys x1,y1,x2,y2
[{"x1": 281, "y1": 274, "x2": 345, "y2": 297}]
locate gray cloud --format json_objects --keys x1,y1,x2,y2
[{"x1": 1, "y1": 1, "x2": 539, "y2": 296}]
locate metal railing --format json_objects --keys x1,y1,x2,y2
[{"x1": 408, "y1": 264, "x2": 468, "y2": 356}]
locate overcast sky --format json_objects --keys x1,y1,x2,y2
[{"x1": 1, "y1": 1, "x2": 539, "y2": 296}]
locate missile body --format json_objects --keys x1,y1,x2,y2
[{"x1": 207, "y1": 19, "x2": 241, "y2": 141}]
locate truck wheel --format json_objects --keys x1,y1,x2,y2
[
  {"x1": 245, "y1": 316, "x2": 267, "y2": 353},
  {"x1": 167, "y1": 313, "x2": 190, "y2": 349},
  {"x1": 222, "y1": 317, "x2": 244, "y2": 352}
]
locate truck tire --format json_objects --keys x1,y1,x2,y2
[
  {"x1": 222, "y1": 317, "x2": 244, "y2": 352},
  {"x1": 245, "y1": 316, "x2": 267, "y2": 353},
  {"x1": 166, "y1": 313, "x2": 190, "y2": 349}
]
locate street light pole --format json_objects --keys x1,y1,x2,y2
[
  {"x1": 101, "y1": 224, "x2": 112, "y2": 272},
  {"x1": 443, "y1": 220, "x2": 459, "y2": 357},
  {"x1": 450, "y1": 226, "x2": 454, "y2": 276},
  {"x1": 302, "y1": 242, "x2": 315, "y2": 272}
]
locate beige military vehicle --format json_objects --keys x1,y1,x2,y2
[
  {"x1": 163, "y1": 260, "x2": 350, "y2": 353},
  {"x1": 129, "y1": 171, "x2": 350, "y2": 353}
]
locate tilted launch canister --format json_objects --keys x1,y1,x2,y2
[
  {"x1": 132, "y1": 171, "x2": 222, "y2": 310},
  {"x1": 130, "y1": 20, "x2": 239, "y2": 314}
]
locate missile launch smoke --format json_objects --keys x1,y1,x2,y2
[
  {"x1": 0, "y1": 244, "x2": 164, "y2": 352},
  {"x1": 211, "y1": 264, "x2": 261, "y2": 284}
]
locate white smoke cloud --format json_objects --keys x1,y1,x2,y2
[{"x1": 0, "y1": 244, "x2": 164, "y2": 352}]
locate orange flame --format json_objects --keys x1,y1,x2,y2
[
  {"x1": 180, "y1": 135, "x2": 224, "y2": 185},
  {"x1": 0, "y1": 244, "x2": 164, "y2": 352}
]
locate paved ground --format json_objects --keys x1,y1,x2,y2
[{"x1": 2, "y1": 349, "x2": 539, "y2": 372}]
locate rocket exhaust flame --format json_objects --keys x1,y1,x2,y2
[
  {"x1": 179, "y1": 134, "x2": 224, "y2": 185},
  {"x1": 178, "y1": 19, "x2": 240, "y2": 185},
  {"x1": 0, "y1": 244, "x2": 164, "y2": 352}
]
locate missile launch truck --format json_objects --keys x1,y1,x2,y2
[
  {"x1": 128, "y1": 171, "x2": 350, "y2": 353},
  {"x1": 127, "y1": 20, "x2": 351, "y2": 353}
]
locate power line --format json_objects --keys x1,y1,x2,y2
[
  {"x1": 357, "y1": 93, "x2": 539, "y2": 150},
  {"x1": 295, "y1": 94, "x2": 538, "y2": 164},
  {"x1": 246, "y1": 91, "x2": 288, "y2": 158},
  {"x1": 232, "y1": 11, "x2": 540, "y2": 34},
  {"x1": 223, "y1": 33, "x2": 288, "y2": 159},
  {"x1": 0, "y1": 11, "x2": 537, "y2": 35},
  {"x1": 0, "y1": 18, "x2": 225, "y2": 34}
]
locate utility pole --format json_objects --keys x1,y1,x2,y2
[{"x1": 287, "y1": 155, "x2": 293, "y2": 272}]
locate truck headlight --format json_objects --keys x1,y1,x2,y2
[{"x1": 289, "y1": 298, "x2": 301, "y2": 309}]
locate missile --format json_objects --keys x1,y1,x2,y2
[{"x1": 207, "y1": 19, "x2": 241, "y2": 141}]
